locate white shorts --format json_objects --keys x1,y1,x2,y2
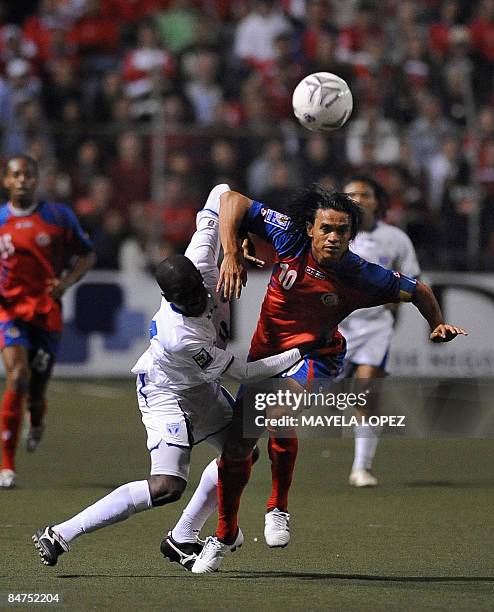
[
  {"x1": 136, "y1": 374, "x2": 233, "y2": 481},
  {"x1": 341, "y1": 320, "x2": 394, "y2": 373}
]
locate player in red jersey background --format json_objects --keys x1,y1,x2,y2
[{"x1": 0, "y1": 156, "x2": 95, "y2": 489}]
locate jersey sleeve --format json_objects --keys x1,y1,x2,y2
[
  {"x1": 184, "y1": 213, "x2": 221, "y2": 288},
  {"x1": 357, "y1": 259, "x2": 417, "y2": 306},
  {"x1": 184, "y1": 184, "x2": 230, "y2": 289},
  {"x1": 244, "y1": 200, "x2": 307, "y2": 257}
]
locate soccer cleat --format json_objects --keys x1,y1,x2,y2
[
  {"x1": 160, "y1": 531, "x2": 203, "y2": 571},
  {"x1": 349, "y1": 468, "x2": 378, "y2": 487},
  {"x1": 0, "y1": 469, "x2": 16, "y2": 489},
  {"x1": 26, "y1": 424, "x2": 45, "y2": 453},
  {"x1": 191, "y1": 528, "x2": 244, "y2": 574},
  {"x1": 264, "y1": 508, "x2": 290, "y2": 548},
  {"x1": 32, "y1": 526, "x2": 70, "y2": 566}
]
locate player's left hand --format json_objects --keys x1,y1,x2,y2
[
  {"x1": 241, "y1": 237, "x2": 265, "y2": 269},
  {"x1": 45, "y1": 277, "x2": 70, "y2": 300},
  {"x1": 430, "y1": 324, "x2": 468, "y2": 343}
]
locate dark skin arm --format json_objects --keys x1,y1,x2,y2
[
  {"x1": 411, "y1": 281, "x2": 468, "y2": 342},
  {"x1": 45, "y1": 251, "x2": 96, "y2": 300}
]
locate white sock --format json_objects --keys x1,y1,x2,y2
[
  {"x1": 171, "y1": 459, "x2": 218, "y2": 543},
  {"x1": 352, "y1": 424, "x2": 382, "y2": 471},
  {"x1": 54, "y1": 480, "x2": 152, "y2": 543}
]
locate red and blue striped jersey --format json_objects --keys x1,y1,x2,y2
[
  {"x1": 0, "y1": 201, "x2": 93, "y2": 331},
  {"x1": 244, "y1": 201, "x2": 417, "y2": 360}
]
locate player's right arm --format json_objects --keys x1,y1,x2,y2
[{"x1": 218, "y1": 192, "x2": 305, "y2": 300}]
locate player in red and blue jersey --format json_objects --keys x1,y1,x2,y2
[
  {"x1": 192, "y1": 185, "x2": 467, "y2": 573},
  {"x1": 0, "y1": 156, "x2": 95, "y2": 489}
]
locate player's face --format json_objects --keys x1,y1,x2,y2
[
  {"x1": 343, "y1": 180, "x2": 378, "y2": 231},
  {"x1": 3, "y1": 158, "x2": 38, "y2": 206},
  {"x1": 307, "y1": 208, "x2": 352, "y2": 265}
]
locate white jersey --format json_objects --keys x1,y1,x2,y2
[
  {"x1": 131, "y1": 207, "x2": 233, "y2": 392},
  {"x1": 339, "y1": 221, "x2": 420, "y2": 356}
]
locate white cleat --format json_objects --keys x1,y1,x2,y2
[
  {"x1": 0, "y1": 468, "x2": 16, "y2": 489},
  {"x1": 349, "y1": 469, "x2": 378, "y2": 487},
  {"x1": 191, "y1": 528, "x2": 244, "y2": 573},
  {"x1": 264, "y1": 508, "x2": 290, "y2": 548}
]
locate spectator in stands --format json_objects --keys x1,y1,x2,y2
[
  {"x1": 408, "y1": 93, "x2": 456, "y2": 173},
  {"x1": 184, "y1": 49, "x2": 222, "y2": 125},
  {"x1": 70, "y1": 139, "x2": 105, "y2": 200},
  {"x1": 122, "y1": 18, "x2": 175, "y2": 120},
  {"x1": 42, "y1": 58, "x2": 81, "y2": 122},
  {"x1": 233, "y1": 0, "x2": 291, "y2": 69},
  {"x1": 302, "y1": 132, "x2": 345, "y2": 184},
  {"x1": 91, "y1": 209, "x2": 128, "y2": 270},
  {"x1": 92, "y1": 71, "x2": 123, "y2": 122},
  {"x1": 155, "y1": 0, "x2": 199, "y2": 55},
  {"x1": 159, "y1": 173, "x2": 199, "y2": 252},
  {"x1": 75, "y1": 175, "x2": 113, "y2": 235},
  {"x1": 346, "y1": 101, "x2": 400, "y2": 166},
  {"x1": 108, "y1": 131, "x2": 151, "y2": 219}
]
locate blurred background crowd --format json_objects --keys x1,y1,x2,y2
[{"x1": 0, "y1": 0, "x2": 493, "y2": 272}]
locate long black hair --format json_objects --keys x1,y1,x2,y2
[{"x1": 286, "y1": 183, "x2": 363, "y2": 240}]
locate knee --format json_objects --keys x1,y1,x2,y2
[
  {"x1": 148, "y1": 475, "x2": 186, "y2": 507},
  {"x1": 8, "y1": 365, "x2": 30, "y2": 393}
]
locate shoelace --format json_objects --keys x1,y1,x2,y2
[
  {"x1": 270, "y1": 512, "x2": 289, "y2": 530},
  {"x1": 198, "y1": 536, "x2": 224, "y2": 559}
]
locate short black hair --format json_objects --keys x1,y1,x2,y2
[
  {"x1": 342, "y1": 174, "x2": 389, "y2": 218},
  {"x1": 286, "y1": 184, "x2": 363, "y2": 240},
  {"x1": 4, "y1": 154, "x2": 39, "y2": 177},
  {"x1": 155, "y1": 255, "x2": 198, "y2": 297}
]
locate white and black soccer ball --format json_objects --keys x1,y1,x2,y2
[{"x1": 292, "y1": 72, "x2": 353, "y2": 132}]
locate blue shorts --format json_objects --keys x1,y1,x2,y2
[
  {"x1": 278, "y1": 350, "x2": 346, "y2": 387},
  {"x1": 237, "y1": 347, "x2": 346, "y2": 401},
  {"x1": 0, "y1": 320, "x2": 60, "y2": 368}
]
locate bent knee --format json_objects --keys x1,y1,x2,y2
[
  {"x1": 8, "y1": 366, "x2": 30, "y2": 392},
  {"x1": 148, "y1": 474, "x2": 186, "y2": 506}
]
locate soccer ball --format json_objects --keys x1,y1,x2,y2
[{"x1": 292, "y1": 72, "x2": 353, "y2": 132}]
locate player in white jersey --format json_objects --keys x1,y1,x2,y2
[
  {"x1": 339, "y1": 176, "x2": 421, "y2": 487},
  {"x1": 32, "y1": 184, "x2": 323, "y2": 568}
]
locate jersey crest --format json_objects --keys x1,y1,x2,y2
[
  {"x1": 192, "y1": 348, "x2": 213, "y2": 370},
  {"x1": 264, "y1": 209, "x2": 290, "y2": 230}
]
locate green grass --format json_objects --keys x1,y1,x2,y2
[{"x1": 0, "y1": 380, "x2": 493, "y2": 611}]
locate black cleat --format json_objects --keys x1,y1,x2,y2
[
  {"x1": 32, "y1": 526, "x2": 69, "y2": 566},
  {"x1": 160, "y1": 531, "x2": 203, "y2": 571}
]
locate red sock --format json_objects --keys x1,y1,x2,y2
[
  {"x1": 1, "y1": 390, "x2": 25, "y2": 471},
  {"x1": 28, "y1": 399, "x2": 47, "y2": 428},
  {"x1": 216, "y1": 453, "x2": 252, "y2": 543},
  {"x1": 267, "y1": 433, "x2": 298, "y2": 512}
]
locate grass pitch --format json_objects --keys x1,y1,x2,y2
[{"x1": 0, "y1": 379, "x2": 493, "y2": 611}]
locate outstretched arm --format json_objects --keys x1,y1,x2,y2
[
  {"x1": 217, "y1": 191, "x2": 253, "y2": 300},
  {"x1": 411, "y1": 281, "x2": 468, "y2": 342}
]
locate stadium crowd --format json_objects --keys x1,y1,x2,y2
[{"x1": 0, "y1": 0, "x2": 493, "y2": 271}]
